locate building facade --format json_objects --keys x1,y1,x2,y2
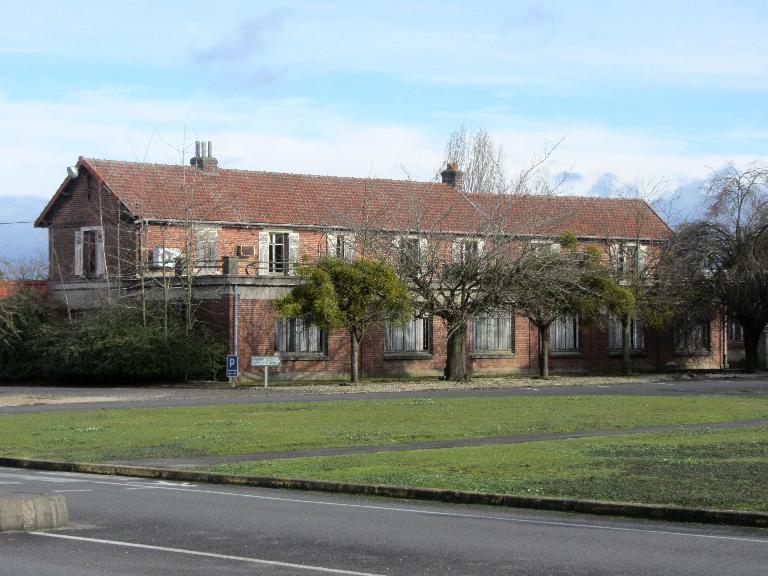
[{"x1": 35, "y1": 144, "x2": 726, "y2": 379}]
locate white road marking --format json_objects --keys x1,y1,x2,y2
[
  {"x1": 0, "y1": 472, "x2": 76, "y2": 483},
  {"x1": 31, "y1": 532, "x2": 387, "y2": 576},
  {"x1": 142, "y1": 485, "x2": 768, "y2": 545},
  {"x1": 0, "y1": 480, "x2": 21, "y2": 485},
  {"x1": 53, "y1": 489, "x2": 92, "y2": 493},
  {"x1": 6, "y1": 467, "x2": 767, "y2": 545}
]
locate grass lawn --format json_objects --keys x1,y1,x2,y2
[
  {"x1": 206, "y1": 426, "x2": 768, "y2": 512},
  {"x1": 1, "y1": 395, "x2": 768, "y2": 463}
]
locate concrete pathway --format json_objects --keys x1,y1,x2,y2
[{"x1": 108, "y1": 416, "x2": 768, "y2": 469}]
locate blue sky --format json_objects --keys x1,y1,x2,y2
[{"x1": 2, "y1": 0, "x2": 767, "y2": 261}]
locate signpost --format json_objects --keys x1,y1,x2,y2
[
  {"x1": 251, "y1": 355, "x2": 281, "y2": 387},
  {"x1": 226, "y1": 354, "x2": 238, "y2": 386}
]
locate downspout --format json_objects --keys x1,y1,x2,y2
[
  {"x1": 722, "y1": 309, "x2": 728, "y2": 369},
  {"x1": 233, "y1": 284, "x2": 239, "y2": 359}
]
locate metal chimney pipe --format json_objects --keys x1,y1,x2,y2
[
  {"x1": 195, "y1": 141, "x2": 201, "y2": 158},
  {"x1": 207, "y1": 141, "x2": 213, "y2": 158}
]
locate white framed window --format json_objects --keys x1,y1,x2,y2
[
  {"x1": 551, "y1": 315, "x2": 578, "y2": 352},
  {"x1": 674, "y1": 321, "x2": 711, "y2": 354},
  {"x1": 608, "y1": 315, "x2": 646, "y2": 352},
  {"x1": 74, "y1": 226, "x2": 104, "y2": 278},
  {"x1": 396, "y1": 236, "x2": 427, "y2": 271},
  {"x1": 472, "y1": 313, "x2": 514, "y2": 352},
  {"x1": 452, "y1": 238, "x2": 484, "y2": 264},
  {"x1": 529, "y1": 239, "x2": 561, "y2": 255},
  {"x1": 610, "y1": 242, "x2": 646, "y2": 274},
  {"x1": 195, "y1": 227, "x2": 218, "y2": 272},
  {"x1": 275, "y1": 316, "x2": 324, "y2": 354},
  {"x1": 259, "y1": 231, "x2": 299, "y2": 275},
  {"x1": 327, "y1": 233, "x2": 355, "y2": 261},
  {"x1": 384, "y1": 316, "x2": 430, "y2": 353}
]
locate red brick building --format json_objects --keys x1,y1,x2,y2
[{"x1": 35, "y1": 144, "x2": 725, "y2": 379}]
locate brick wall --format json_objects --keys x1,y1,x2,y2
[
  {"x1": 0, "y1": 280, "x2": 48, "y2": 299},
  {"x1": 45, "y1": 168, "x2": 138, "y2": 283}
]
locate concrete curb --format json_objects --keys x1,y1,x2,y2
[
  {"x1": 0, "y1": 492, "x2": 68, "y2": 532},
  {"x1": 2, "y1": 456, "x2": 767, "y2": 529}
]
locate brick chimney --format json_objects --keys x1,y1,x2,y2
[
  {"x1": 190, "y1": 140, "x2": 219, "y2": 172},
  {"x1": 440, "y1": 162, "x2": 462, "y2": 190}
]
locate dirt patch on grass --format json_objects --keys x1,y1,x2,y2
[{"x1": 0, "y1": 393, "x2": 167, "y2": 408}]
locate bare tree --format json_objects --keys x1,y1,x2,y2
[
  {"x1": 442, "y1": 125, "x2": 508, "y2": 194},
  {"x1": 659, "y1": 162, "x2": 768, "y2": 372}
]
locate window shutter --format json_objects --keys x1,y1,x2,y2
[
  {"x1": 326, "y1": 233, "x2": 337, "y2": 257},
  {"x1": 637, "y1": 245, "x2": 647, "y2": 271},
  {"x1": 477, "y1": 239, "x2": 486, "y2": 256},
  {"x1": 74, "y1": 229, "x2": 84, "y2": 277},
  {"x1": 95, "y1": 227, "x2": 105, "y2": 276},
  {"x1": 419, "y1": 238, "x2": 428, "y2": 263},
  {"x1": 288, "y1": 232, "x2": 300, "y2": 275},
  {"x1": 344, "y1": 235, "x2": 355, "y2": 261},
  {"x1": 609, "y1": 243, "x2": 620, "y2": 270},
  {"x1": 451, "y1": 240, "x2": 462, "y2": 263},
  {"x1": 258, "y1": 232, "x2": 269, "y2": 275}
]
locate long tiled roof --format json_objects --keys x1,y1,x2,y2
[{"x1": 38, "y1": 157, "x2": 672, "y2": 239}]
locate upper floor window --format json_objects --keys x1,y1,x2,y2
[
  {"x1": 195, "y1": 228, "x2": 218, "y2": 272},
  {"x1": 74, "y1": 226, "x2": 104, "y2": 278},
  {"x1": 608, "y1": 315, "x2": 646, "y2": 352},
  {"x1": 453, "y1": 239, "x2": 484, "y2": 264},
  {"x1": 327, "y1": 233, "x2": 355, "y2": 261},
  {"x1": 275, "y1": 316, "x2": 324, "y2": 354},
  {"x1": 551, "y1": 315, "x2": 578, "y2": 352},
  {"x1": 259, "y1": 231, "x2": 299, "y2": 275},
  {"x1": 269, "y1": 232, "x2": 288, "y2": 273},
  {"x1": 384, "y1": 316, "x2": 431, "y2": 353},
  {"x1": 611, "y1": 243, "x2": 646, "y2": 274},
  {"x1": 472, "y1": 313, "x2": 514, "y2": 352}
]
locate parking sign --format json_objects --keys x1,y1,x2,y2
[{"x1": 226, "y1": 354, "x2": 238, "y2": 377}]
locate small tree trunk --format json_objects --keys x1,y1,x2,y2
[
  {"x1": 444, "y1": 319, "x2": 468, "y2": 381},
  {"x1": 350, "y1": 333, "x2": 360, "y2": 384},
  {"x1": 539, "y1": 323, "x2": 550, "y2": 379},
  {"x1": 621, "y1": 316, "x2": 632, "y2": 375}
]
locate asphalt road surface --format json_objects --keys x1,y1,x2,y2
[
  {"x1": 2, "y1": 377, "x2": 768, "y2": 415},
  {"x1": 1, "y1": 467, "x2": 766, "y2": 575}
]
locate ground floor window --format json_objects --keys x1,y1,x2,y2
[
  {"x1": 550, "y1": 315, "x2": 578, "y2": 352},
  {"x1": 384, "y1": 316, "x2": 430, "y2": 353},
  {"x1": 674, "y1": 321, "x2": 711, "y2": 354},
  {"x1": 608, "y1": 315, "x2": 646, "y2": 352},
  {"x1": 275, "y1": 316, "x2": 324, "y2": 353},
  {"x1": 728, "y1": 316, "x2": 744, "y2": 343},
  {"x1": 472, "y1": 313, "x2": 514, "y2": 352}
]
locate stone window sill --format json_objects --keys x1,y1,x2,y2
[
  {"x1": 383, "y1": 352, "x2": 433, "y2": 360},
  {"x1": 470, "y1": 351, "x2": 516, "y2": 359},
  {"x1": 277, "y1": 353, "x2": 328, "y2": 361},
  {"x1": 550, "y1": 351, "x2": 582, "y2": 358}
]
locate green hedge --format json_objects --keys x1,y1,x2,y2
[{"x1": 0, "y1": 295, "x2": 224, "y2": 382}]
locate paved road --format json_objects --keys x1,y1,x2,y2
[
  {"x1": 2, "y1": 377, "x2": 767, "y2": 415},
  {"x1": 1, "y1": 466, "x2": 766, "y2": 575}
]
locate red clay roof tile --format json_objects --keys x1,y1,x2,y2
[{"x1": 38, "y1": 158, "x2": 672, "y2": 240}]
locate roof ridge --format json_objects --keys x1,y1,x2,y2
[{"x1": 85, "y1": 157, "x2": 446, "y2": 188}]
